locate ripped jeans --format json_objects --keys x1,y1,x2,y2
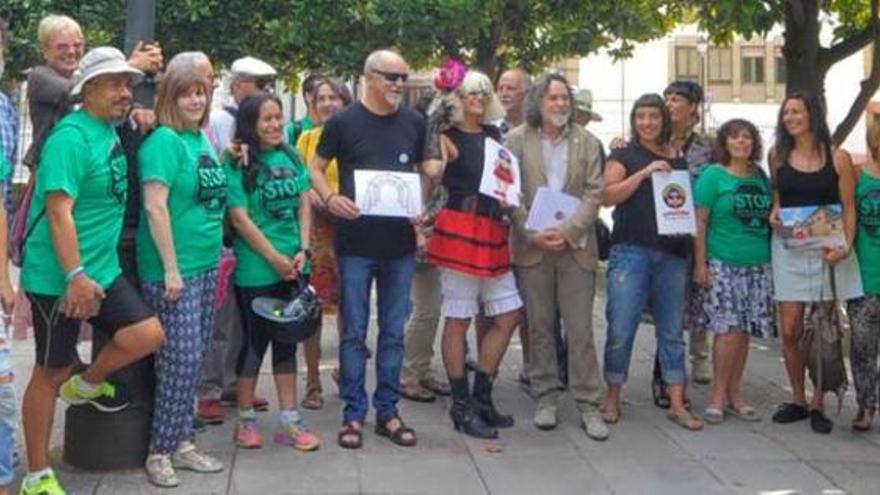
[
  {"x1": 0, "y1": 319, "x2": 17, "y2": 486},
  {"x1": 603, "y1": 243, "x2": 688, "y2": 386}
]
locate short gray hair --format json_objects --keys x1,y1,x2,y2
[
  {"x1": 525, "y1": 72, "x2": 574, "y2": 128},
  {"x1": 166, "y1": 51, "x2": 210, "y2": 74},
  {"x1": 363, "y1": 49, "x2": 402, "y2": 74}
]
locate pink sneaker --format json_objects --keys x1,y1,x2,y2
[
  {"x1": 274, "y1": 420, "x2": 320, "y2": 451},
  {"x1": 235, "y1": 419, "x2": 262, "y2": 449}
]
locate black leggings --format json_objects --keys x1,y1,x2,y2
[{"x1": 234, "y1": 279, "x2": 307, "y2": 377}]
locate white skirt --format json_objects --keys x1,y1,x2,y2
[{"x1": 771, "y1": 233, "x2": 863, "y2": 302}]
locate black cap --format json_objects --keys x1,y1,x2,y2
[{"x1": 664, "y1": 80, "x2": 704, "y2": 104}]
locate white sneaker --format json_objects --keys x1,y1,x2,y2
[
  {"x1": 172, "y1": 441, "x2": 223, "y2": 473},
  {"x1": 146, "y1": 453, "x2": 180, "y2": 488},
  {"x1": 533, "y1": 403, "x2": 558, "y2": 430},
  {"x1": 582, "y1": 410, "x2": 610, "y2": 441}
]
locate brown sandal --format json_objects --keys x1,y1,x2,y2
[
  {"x1": 375, "y1": 416, "x2": 417, "y2": 447},
  {"x1": 338, "y1": 421, "x2": 363, "y2": 449},
  {"x1": 301, "y1": 386, "x2": 324, "y2": 410},
  {"x1": 667, "y1": 410, "x2": 704, "y2": 431}
]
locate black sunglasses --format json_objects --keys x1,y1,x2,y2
[{"x1": 372, "y1": 69, "x2": 409, "y2": 83}]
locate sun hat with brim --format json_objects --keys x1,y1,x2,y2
[
  {"x1": 574, "y1": 88, "x2": 603, "y2": 122},
  {"x1": 69, "y1": 46, "x2": 144, "y2": 99}
]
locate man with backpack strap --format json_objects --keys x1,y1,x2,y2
[{"x1": 208, "y1": 56, "x2": 277, "y2": 155}]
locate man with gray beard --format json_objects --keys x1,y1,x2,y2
[
  {"x1": 507, "y1": 73, "x2": 608, "y2": 440},
  {"x1": 308, "y1": 49, "x2": 425, "y2": 449}
]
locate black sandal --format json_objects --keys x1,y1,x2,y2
[
  {"x1": 338, "y1": 422, "x2": 363, "y2": 449},
  {"x1": 375, "y1": 416, "x2": 417, "y2": 447},
  {"x1": 652, "y1": 378, "x2": 671, "y2": 409}
]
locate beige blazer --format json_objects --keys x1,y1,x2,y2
[{"x1": 506, "y1": 124, "x2": 604, "y2": 270}]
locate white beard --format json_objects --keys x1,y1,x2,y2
[
  {"x1": 549, "y1": 112, "x2": 570, "y2": 128},
  {"x1": 385, "y1": 92, "x2": 402, "y2": 109}
]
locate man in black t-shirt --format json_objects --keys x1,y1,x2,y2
[{"x1": 309, "y1": 49, "x2": 424, "y2": 449}]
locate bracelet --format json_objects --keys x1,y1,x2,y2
[{"x1": 65, "y1": 266, "x2": 85, "y2": 283}]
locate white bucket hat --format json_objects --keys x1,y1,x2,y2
[{"x1": 69, "y1": 46, "x2": 144, "y2": 99}]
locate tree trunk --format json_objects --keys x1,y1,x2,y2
[{"x1": 783, "y1": 0, "x2": 825, "y2": 98}]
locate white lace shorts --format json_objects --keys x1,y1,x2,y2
[{"x1": 439, "y1": 268, "x2": 523, "y2": 318}]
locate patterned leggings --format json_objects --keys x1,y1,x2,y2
[
  {"x1": 143, "y1": 269, "x2": 218, "y2": 455},
  {"x1": 848, "y1": 295, "x2": 880, "y2": 410}
]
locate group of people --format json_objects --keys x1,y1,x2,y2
[{"x1": 0, "y1": 12, "x2": 878, "y2": 495}]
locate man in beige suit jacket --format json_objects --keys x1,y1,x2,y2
[{"x1": 506, "y1": 73, "x2": 607, "y2": 441}]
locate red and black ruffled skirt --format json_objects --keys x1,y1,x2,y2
[{"x1": 426, "y1": 197, "x2": 511, "y2": 277}]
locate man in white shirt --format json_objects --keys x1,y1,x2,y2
[{"x1": 208, "y1": 56, "x2": 277, "y2": 154}]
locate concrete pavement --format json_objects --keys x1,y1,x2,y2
[{"x1": 8, "y1": 295, "x2": 880, "y2": 494}]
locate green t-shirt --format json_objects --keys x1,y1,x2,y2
[
  {"x1": 22, "y1": 109, "x2": 128, "y2": 295},
  {"x1": 226, "y1": 147, "x2": 310, "y2": 287},
  {"x1": 0, "y1": 139, "x2": 9, "y2": 184},
  {"x1": 284, "y1": 116, "x2": 313, "y2": 147},
  {"x1": 694, "y1": 163, "x2": 772, "y2": 266},
  {"x1": 856, "y1": 169, "x2": 880, "y2": 295},
  {"x1": 136, "y1": 126, "x2": 227, "y2": 282}
]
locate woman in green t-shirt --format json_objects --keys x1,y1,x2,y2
[
  {"x1": 137, "y1": 64, "x2": 226, "y2": 487},
  {"x1": 849, "y1": 116, "x2": 880, "y2": 432},
  {"x1": 226, "y1": 92, "x2": 319, "y2": 452},
  {"x1": 690, "y1": 119, "x2": 774, "y2": 425}
]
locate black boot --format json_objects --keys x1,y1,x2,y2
[
  {"x1": 448, "y1": 376, "x2": 498, "y2": 439},
  {"x1": 472, "y1": 369, "x2": 514, "y2": 428}
]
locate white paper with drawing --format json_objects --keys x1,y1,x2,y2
[
  {"x1": 525, "y1": 186, "x2": 581, "y2": 231},
  {"x1": 479, "y1": 138, "x2": 521, "y2": 207},
  {"x1": 652, "y1": 170, "x2": 696, "y2": 235},
  {"x1": 354, "y1": 170, "x2": 423, "y2": 218}
]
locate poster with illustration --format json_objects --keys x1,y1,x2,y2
[
  {"x1": 354, "y1": 170, "x2": 423, "y2": 218},
  {"x1": 479, "y1": 138, "x2": 521, "y2": 207},
  {"x1": 780, "y1": 204, "x2": 847, "y2": 250},
  {"x1": 652, "y1": 170, "x2": 696, "y2": 235}
]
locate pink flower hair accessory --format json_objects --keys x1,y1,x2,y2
[{"x1": 433, "y1": 57, "x2": 467, "y2": 93}]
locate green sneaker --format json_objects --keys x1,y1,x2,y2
[
  {"x1": 19, "y1": 470, "x2": 66, "y2": 495},
  {"x1": 59, "y1": 375, "x2": 130, "y2": 413}
]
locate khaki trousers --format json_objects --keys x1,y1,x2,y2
[
  {"x1": 517, "y1": 251, "x2": 601, "y2": 409},
  {"x1": 402, "y1": 264, "x2": 442, "y2": 382}
]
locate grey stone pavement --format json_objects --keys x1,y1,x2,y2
[{"x1": 8, "y1": 293, "x2": 880, "y2": 494}]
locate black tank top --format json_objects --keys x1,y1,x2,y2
[
  {"x1": 777, "y1": 151, "x2": 840, "y2": 207},
  {"x1": 442, "y1": 126, "x2": 504, "y2": 218}
]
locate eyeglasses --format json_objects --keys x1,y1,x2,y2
[
  {"x1": 464, "y1": 90, "x2": 489, "y2": 98},
  {"x1": 372, "y1": 69, "x2": 409, "y2": 83},
  {"x1": 48, "y1": 39, "x2": 84, "y2": 52}
]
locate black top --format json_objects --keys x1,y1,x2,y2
[
  {"x1": 317, "y1": 102, "x2": 425, "y2": 259},
  {"x1": 609, "y1": 141, "x2": 691, "y2": 258},
  {"x1": 776, "y1": 153, "x2": 840, "y2": 207},
  {"x1": 442, "y1": 126, "x2": 504, "y2": 218}
]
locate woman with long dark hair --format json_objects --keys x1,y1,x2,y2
[
  {"x1": 226, "y1": 91, "x2": 319, "y2": 451},
  {"x1": 690, "y1": 119, "x2": 774, "y2": 425},
  {"x1": 601, "y1": 93, "x2": 702, "y2": 431},
  {"x1": 768, "y1": 92, "x2": 862, "y2": 434}
]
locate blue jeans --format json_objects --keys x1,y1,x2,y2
[
  {"x1": 338, "y1": 254, "x2": 415, "y2": 423},
  {"x1": 604, "y1": 244, "x2": 688, "y2": 385}
]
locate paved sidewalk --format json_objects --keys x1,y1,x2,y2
[{"x1": 9, "y1": 295, "x2": 880, "y2": 494}]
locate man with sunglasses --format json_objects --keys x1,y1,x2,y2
[
  {"x1": 208, "y1": 56, "x2": 277, "y2": 155},
  {"x1": 308, "y1": 49, "x2": 425, "y2": 449}
]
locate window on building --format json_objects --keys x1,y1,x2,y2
[
  {"x1": 708, "y1": 47, "x2": 733, "y2": 83},
  {"x1": 741, "y1": 47, "x2": 765, "y2": 84},
  {"x1": 675, "y1": 46, "x2": 700, "y2": 82},
  {"x1": 775, "y1": 51, "x2": 786, "y2": 84}
]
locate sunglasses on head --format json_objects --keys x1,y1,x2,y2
[{"x1": 372, "y1": 69, "x2": 409, "y2": 83}]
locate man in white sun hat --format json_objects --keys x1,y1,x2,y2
[
  {"x1": 208, "y1": 55, "x2": 277, "y2": 154},
  {"x1": 19, "y1": 46, "x2": 165, "y2": 495}
]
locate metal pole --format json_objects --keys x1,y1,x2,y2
[{"x1": 64, "y1": 0, "x2": 158, "y2": 470}]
